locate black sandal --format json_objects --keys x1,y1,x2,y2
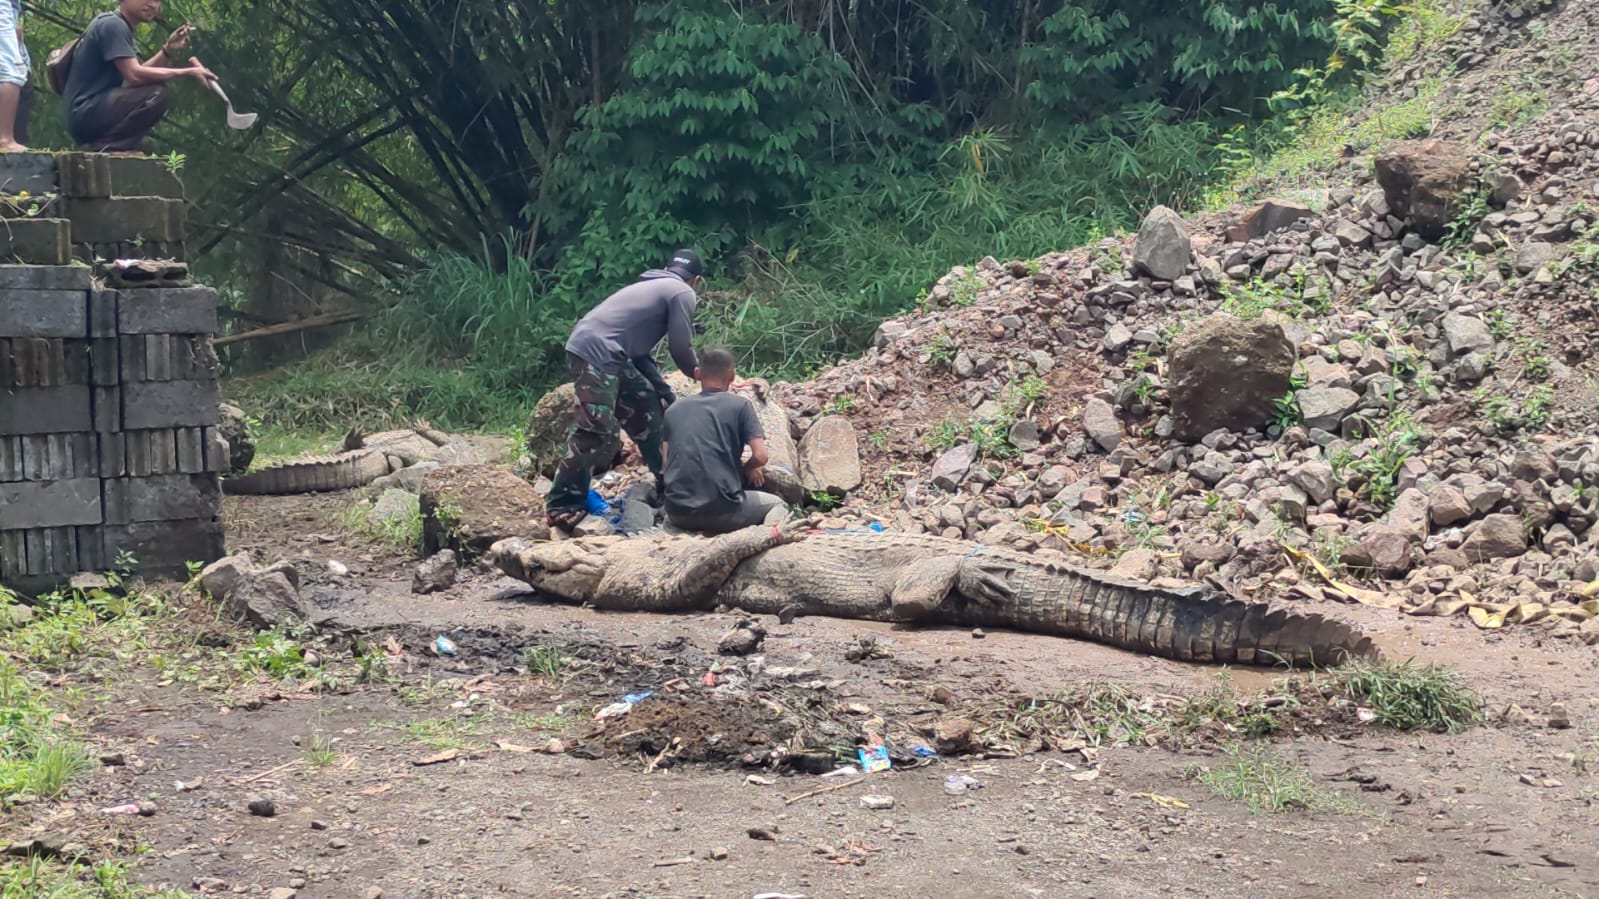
[{"x1": 546, "y1": 509, "x2": 586, "y2": 531}]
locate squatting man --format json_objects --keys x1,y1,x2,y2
[{"x1": 546, "y1": 250, "x2": 790, "y2": 533}]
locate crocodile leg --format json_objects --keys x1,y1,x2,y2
[
  {"x1": 888, "y1": 556, "x2": 966, "y2": 620},
  {"x1": 598, "y1": 522, "x2": 809, "y2": 612}
]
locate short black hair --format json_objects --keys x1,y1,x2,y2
[{"x1": 698, "y1": 345, "x2": 736, "y2": 377}]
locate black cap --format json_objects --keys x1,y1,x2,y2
[{"x1": 667, "y1": 249, "x2": 704, "y2": 278}]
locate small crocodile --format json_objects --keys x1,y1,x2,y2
[{"x1": 490, "y1": 526, "x2": 1378, "y2": 667}]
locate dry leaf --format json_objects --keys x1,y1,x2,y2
[
  {"x1": 1133, "y1": 791, "x2": 1190, "y2": 810},
  {"x1": 495, "y1": 741, "x2": 533, "y2": 753},
  {"x1": 412, "y1": 749, "x2": 459, "y2": 766}
]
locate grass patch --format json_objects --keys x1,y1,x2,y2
[
  {"x1": 1336, "y1": 659, "x2": 1483, "y2": 734},
  {"x1": 232, "y1": 632, "x2": 340, "y2": 691},
  {"x1": 1195, "y1": 744, "x2": 1364, "y2": 814},
  {"x1": 524, "y1": 644, "x2": 570, "y2": 680},
  {"x1": 0, "y1": 657, "x2": 93, "y2": 803},
  {"x1": 338, "y1": 493, "x2": 424, "y2": 552},
  {"x1": 0, "y1": 859, "x2": 192, "y2": 898},
  {"x1": 305, "y1": 732, "x2": 338, "y2": 767},
  {"x1": 249, "y1": 425, "x2": 340, "y2": 467},
  {"x1": 394, "y1": 714, "x2": 488, "y2": 751}
]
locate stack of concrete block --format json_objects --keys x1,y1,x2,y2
[{"x1": 0, "y1": 152, "x2": 221, "y2": 594}]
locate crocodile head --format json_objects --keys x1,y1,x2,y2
[{"x1": 488, "y1": 536, "x2": 624, "y2": 602}]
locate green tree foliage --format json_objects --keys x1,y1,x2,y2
[{"x1": 25, "y1": 0, "x2": 1384, "y2": 430}]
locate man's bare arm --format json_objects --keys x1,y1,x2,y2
[{"x1": 744, "y1": 437, "x2": 768, "y2": 487}]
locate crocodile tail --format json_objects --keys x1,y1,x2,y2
[
  {"x1": 222, "y1": 449, "x2": 389, "y2": 495},
  {"x1": 1120, "y1": 583, "x2": 1379, "y2": 668}
]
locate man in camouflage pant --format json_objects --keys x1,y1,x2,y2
[{"x1": 546, "y1": 250, "x2": 704, "y2": 530}]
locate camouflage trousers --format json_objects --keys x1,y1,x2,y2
[{"x1": 547, "y1": 353, "x2": 666, "y2": 514}]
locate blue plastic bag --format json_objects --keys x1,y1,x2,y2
[{"x1": 586, "y1": 489, "x2": 610, "y2": 516}]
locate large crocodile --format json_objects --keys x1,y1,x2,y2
[
  {"x1": 223, "y1": 428, "x2": 500, "y2": 495},
  {"x1": 489, "y1": 525, "x2": 1378, "y2": 667}
]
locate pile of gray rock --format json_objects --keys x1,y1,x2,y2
[{"x1": 762, "y1": 132, "x2": 1599, "y2": 641}]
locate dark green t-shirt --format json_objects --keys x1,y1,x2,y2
[
  {"x1": 662, "y1": 390, "x2": 763, "y2": 516},
  {"x1": 63, "y1": 12, "x2": 139, "y2": 141}
]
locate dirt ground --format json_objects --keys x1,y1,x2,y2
[{"x1": 2, "y1": 492, "x2": 1589, "y2": 899}]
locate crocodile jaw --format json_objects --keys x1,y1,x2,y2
[{"x1": 488, "y1": 537, "x2": 609, "y2": 601}]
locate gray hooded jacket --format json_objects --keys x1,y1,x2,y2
[{"x1": 565, "y1": 270, "x2": 699, "y2": 399}]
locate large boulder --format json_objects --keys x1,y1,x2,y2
[
  {"x1": 798, "y1": 415, "x2": 862, "y2": 495},
  {"x1": 1374, "y1": 140, "x2": 1476, "y2": 239},
  {"x1": 1133, "y1": 206, "x2": 1191, "y2": 280},
  {"x1": 1167, "y1": 316, "x2": 1295, "y2": 442},
  {"x1": 523, "y1": 383, "x2": 578, "y2": 479},
  {"x1": 420, "y1": 464, "x2": 549, "y2": 558},
  {"x1": 217, "y1": 403, "x2": 256, "y2": 475}
]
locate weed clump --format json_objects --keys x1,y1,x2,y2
[
  {"x1": 1194, "y1": 744, "x2": 1364, "y2": 814},
  {"x1": 1335, "y1": 659, "x2": 1482, "y2": 734}
]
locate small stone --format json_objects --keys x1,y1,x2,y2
[
  {"x1": 934, "y1": 717, "x2": 980, "y2": 755},
  {"x1": 971, "y1": 628, "x2": 986, "y2": 639},
  {"x1": 1547, "y1": 703, "x2": 1572, "y2": 730},
  {"x1": 1296, "y1": 386, "x2": 1360, "y2": 432},
  {"x1": 411, "y1": 550, "x2": 459, "y2": 595},
  {"x1": 248, "y1": 797, "x2": 277, "y2": 818},
  {"x1": 1102, "y1": 323, "x2": 1135, "y2": 352},
  {"x1": 1515, "y1": 240, "x2": 1557, "y2": 275},
  {"x1": 860, "y1": 795, "x2": 896, "y2": 810},
  {"x1": 99, "y1": 751, "x2": 126, "y2": 767},
  {"x1": 747, "y1": 826, "x2": 779, "y2": 841},
  {"x1": 328, "y1": 837, "x2": 350, "y2": 850},
  {"x1": 1360, "y1": 527, "x2": 1414, "y2": 576},
  {"x1": 709, "y1": 847, "x2": 729, "y2": 861},
  {"x1": 1461, "y1": 514, "x2": 1528, "y2": 561},
  {"x1": 1441, "y1": 313, "x2": 1494, "y2": 357},
  {"x1": 1008, "y1": 419, "x2": 1041, "y2": 452},
  {"x1": 718, "y1": 620, "x2": 767, "y2": 656},
  {"x1": 267, "y1": 890, "x2": 298, "y2": 899},
  {"x1": 1428, "y1": 486, "x2": 1473, "y2": 527},
  {"x1": 1110, "y1": 548, "x2": 1160, "y2": 581},
  {"x1": 1288, "y1": 461, "x2": 1338, "y2": 504},
  {"x1": 1083, "y1": 397, "x2": 1121, "y2": 452},
  {"x1": 930, "y1": 444, "x2": 976, "y2": 491}
]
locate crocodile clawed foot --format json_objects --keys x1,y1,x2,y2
[{"x1": 959, "y1": 559, "x2": 1017, "y2": 605}]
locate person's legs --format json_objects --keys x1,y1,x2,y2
[
  {"x1": 14, "y1": 82, "x2": 31, "y2": 146},
  {"x1": 546, "y1": 356, "x2": 623, "y2": 527},
  {"x1": 737, "y1": 491, "x2": 789, "y2": 528},
  {"x1": 0, "y1": 15, "x2": 26, "y2": 152},
  {"x1": 0, "y1": 84, "x2": 22, "y2": 150},
  {"x1": 615, "y1": 366, "x2": 665, "y2": 479},
  {"x1": 665, "y1": 492, "x2": 787, "y2": 535},
  {"x1": 80, "y1": 86, "x2": 168, "y2": 152}
]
